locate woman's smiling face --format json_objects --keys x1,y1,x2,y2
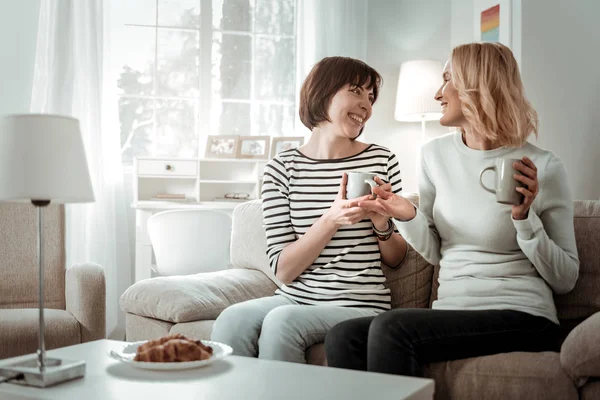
[
  {"x1": 324, "y1": 82, "x2": 374, "y2": 139},
  {"x1": 434, "y1": 60, "x2": 466, "y2": 128}
]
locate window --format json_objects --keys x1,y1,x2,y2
[{"x1": 115, "y1": 0, "x2": 297, "y2": 166}]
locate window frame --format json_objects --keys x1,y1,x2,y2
[{"x1": 117, "y1": 0, "x2": 297, "y2": 171}]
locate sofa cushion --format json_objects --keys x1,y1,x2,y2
[
  {"x1": 120, "y1": 268, "x2": 277, "y2": 323},
  {"x1": 554, "y1": 200, "x2": 600, "y2": 323},
  {"x1": 170, "y1": 320, "x2": 215, "y2": 341},
  {"x1": 384, "y1": 246, "x2": 435, "y2": 309},
  {"x1": 307, "y1": 343, "x2": 327, "y2": 366},
  {"x1": 125, "y1": 313, "x2": 173, "y2": 342},
  {"x1": 306, "y1": 345, "x2": 578, "y2": 400},
  {"x1": 561, "y1": 311, "x2": 600, "y2": 387},
  {"x1": 0, "y1": 308, "x2": 80, "y2": 359},
  {"x1": 426, "y1": 352, "x2": 577, "y2": 400},
  {"x1": 429, "y1": 265, "x2": 440, "y2": 306},
  {"x1": 581, "y1": 379, "x2": 600, "y2": 400},
  {"x1": 230, "y1": 200, "x2": 279, "y2": 283}
]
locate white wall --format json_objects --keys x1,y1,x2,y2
[
  {"x1": 0, "y1": 0, "x2": 41, "y2": 115},
  {"x1": 366, "y1": 0, "x2": 451, "y2": 193},
  {"x1": 450, "y1": 0, "x2": 474, "y2": 48},
  {"x1": 520, "y1": 0, "x2": 600, "y2": 200}
]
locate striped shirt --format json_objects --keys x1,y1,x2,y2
[{"x1": 261, "y1": 144, "x2": 403, "y2": 312}]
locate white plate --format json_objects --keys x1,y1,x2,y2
[{"x1": 109, "y1": 340, "x2": 233, "y2": 370}]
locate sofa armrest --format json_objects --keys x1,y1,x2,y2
[
  {"x1": 120, "y1": 268, "x2": 277, "y2": 324},
  {"x1": 561, "y1": 311, "x2": 600, "y2": 387},
  {"x1": 65, "y1": 263, "x2": 106, "y2": 342}
]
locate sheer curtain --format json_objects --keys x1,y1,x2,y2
[
  {"x1": 30, "y1": 0, "x2": 131, "y2": 339},
  {"x1": 295, "y1": 0, "x2": 369, "y2": 136}
]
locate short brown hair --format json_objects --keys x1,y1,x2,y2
[
  {"x1": 299, "y1": 57, "x2": 382, "y2": 134},
  {"x1": 451, "y1": 42, "x2": 538, "y2": 147}
]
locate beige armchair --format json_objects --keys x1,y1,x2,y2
[{"x1": 0, "y1": 204, "x2": 105, "y2": 360}]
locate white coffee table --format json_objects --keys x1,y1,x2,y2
[{"x1": 0, "y1": 340, "x2": 434, "y2": 400}]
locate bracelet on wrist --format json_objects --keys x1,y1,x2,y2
[
  {"x1": 373, "y1": 219, "x2": 394, "y2": 241},
  {"x1": 373, "y1": 219, "x2": 393, "y2": 235},
  {"x1": 376, "y1": 231, "x2": 393, "y2": 241}
]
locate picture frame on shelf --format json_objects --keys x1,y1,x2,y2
[
  {"x1": 270, "y1": 136, "x2": 305, "y2": 159},
  {"x1": 473, "y1": 0, "x2": 512, "y2": 48},
  {"x1": 237, "y1": 136, "x2": 270, "y2": 159},
  {"x1": 205, "y1": 135, "x2": 239, "y2": 159}
]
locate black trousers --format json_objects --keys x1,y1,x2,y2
[{"x1": 325, "y1": 308, "x2": 560, "y2": 377}]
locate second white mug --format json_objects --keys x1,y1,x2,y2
[{"x1": 479, "y1": 157, "x2": 525, "y2": 205}]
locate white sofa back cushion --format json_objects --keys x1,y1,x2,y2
[{"x1": 230, "y1": 200, "x2": 280, "y2": 285}]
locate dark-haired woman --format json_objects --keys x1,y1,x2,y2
[{"x1": 211, "y1": 56, "x2": 408, "y2": 363}]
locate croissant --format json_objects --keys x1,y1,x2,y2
[
  {"x1": 192, "y1": 340, "x2": 214, "y2": 354},
  {"x1": 134, "y1": 335, "x2": 213, "y2": 362},
  {"x1": 136, "y1": 333, "x2": 188, "y2": 354}
]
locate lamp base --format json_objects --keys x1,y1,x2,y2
[{"x1": 0, "y1": 356, "x2": 85, "y2": 387}]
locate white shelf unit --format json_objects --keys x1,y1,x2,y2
[
  {"x1": 133, "y1": 157, "x2": 267, "y2": 205},
  {"x1": 198, "y1": 158, "x2": 266, "y2": 202},
  {"x1": 134, "y1": 158, "x2": 200, "y2": 203}
]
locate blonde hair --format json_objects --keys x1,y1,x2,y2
[{"x1": 451, "y1": 42, "x2": 538, "y2": 147}]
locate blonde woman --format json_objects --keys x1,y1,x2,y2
[{"x1": 325, "y1": 42, "x2": 579, "y2": 376}]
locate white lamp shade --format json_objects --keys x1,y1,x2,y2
[
  {"x1": 394, "y1": 60, "x2": 444, "y2": 122},
  {"x1": 0, "y1": 114, "x2": 95, "y2": 204}
]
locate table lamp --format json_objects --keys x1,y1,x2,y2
[
  {"x1": 394, "y1": 60, "x2": 444, "y2": 141},
  {"x1": 0, "y1": 114, "x2": 95, "y2": 387}
]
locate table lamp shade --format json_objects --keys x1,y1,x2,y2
[
  {"x1": 394, "y1": 60, "x2": 444, "y2": 122},
  {"x1": 0, "y1": 114, "x2": 94, "y2": 204}
]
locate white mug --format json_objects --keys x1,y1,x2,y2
[
  {"x1": 346, "y1": 172, "x2": 378, "y2": 199},
  {"x1": 479, "y1": 157, "x2": 525, "y2": 205}
]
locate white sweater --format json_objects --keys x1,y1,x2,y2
[{"x1": 395, "y1": 132, "x2": 579, "y2": 324}]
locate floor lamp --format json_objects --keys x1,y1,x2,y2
[
  {"x1": 394, "y1": 60, "x2": 444, "y2": 142},
  {"x1": 0, "y1": 114, "x2": 95, "y2": 387}
]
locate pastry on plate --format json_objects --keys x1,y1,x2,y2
[{"x1": 134, "y1": 334, "x2": 213, "y2": 362}]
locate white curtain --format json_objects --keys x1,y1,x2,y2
[
  {"x1": 296, "y1": 0, "x2": 369, "y2": 82},
  {"x1": 295, "y1": 0, "x2": 369, "y2": 135},
  {"x1": 30, "y1": 0, "x2": 131, "y2": 339}
]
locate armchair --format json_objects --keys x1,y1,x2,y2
[{"x1": 0, "y1": 204, "x2": 105, "y2": 359}]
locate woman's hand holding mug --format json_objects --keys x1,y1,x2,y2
[
  {"x1": 346, "y1": 176, "x2": 391, "y2": 230},
  {"x1": 512, "y1": 156, "x2": 539, "y2": 220},
  {"x1": 479, "y1": 156, "x2": 539, "y2": 220},
  {"x1": 325, "y1": 173, "x2": 372, "y2": 227}
]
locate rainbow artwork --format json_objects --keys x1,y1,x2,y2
[{"x1": 481, "y1": 4, "x2": 500, "y2": 42}]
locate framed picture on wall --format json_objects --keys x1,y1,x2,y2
[
  {"x1": 473, "y1": 0, "x2": 512, "y2": 48},
  {"x1": 205, "y1": 135, "x2": 239, "y2": 159},
  {"x1": 237, "y1": 136, "x2": 270, "y2": 160},
  {"x1": 270, "y1": 136, "x2": 305, "y2": 159}
]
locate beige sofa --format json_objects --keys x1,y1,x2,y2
[
  {"x1": 0, "y1": 204, "x2": 106, "y2": 360},
  {"x1": 121, "y1": 199, "x2": 600, "y2": 399}
]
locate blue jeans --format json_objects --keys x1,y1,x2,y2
[
  {"x1": 210, "y1": 295, "x2": 378, "y2": 363},
  {"x1": 325, "y1": 308, "x2": 560, "y2": 376}
]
